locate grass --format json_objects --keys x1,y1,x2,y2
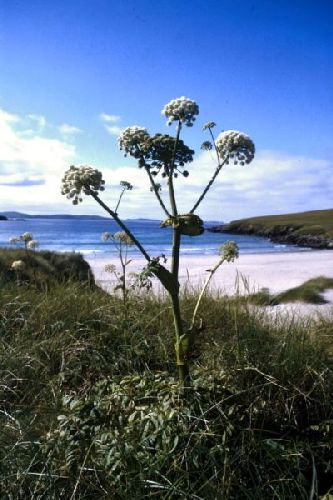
[
  {"x1": 0, "y1": 251, "x2": 333, "y2": 498},
  {"x1": 248, "y1": 276, "x2": 333, "y2": 306},
  {"x1": 223, "y1": 208, "x2": 333, "y2": 238}
]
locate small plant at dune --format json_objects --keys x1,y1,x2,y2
[
  {"x1": 190, "y1": 241, "x2": 239, "y2": 331},
  {"x1": 61, "y1": 96, "x2": 255, "y2": 386},
  {"x1": 9, "y1": 232, "x2": 39, "y2": 250},
  {"x1": 10, "y1": 259, "x2": 26, "y2": 284},
  {"x1": 102, "y1": 230, "x2": 135, "y2": 305}
]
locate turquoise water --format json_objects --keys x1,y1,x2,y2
[{"x1": 0, "y1": 218, "x2": 308, "y2": 257}]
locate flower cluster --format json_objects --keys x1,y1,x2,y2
[
  {"x1": 202, "y1": 121, "x2": 216, "y2": 130},
  {"x1": 215, "y1": 130, "x2": 255, "y2": 165},
  {"x1": 27, "y1": 240, "x2": 39, "y2": 250},
  {"x1": 219, "y1": 241, "x2": 239, "y2": 262},
  {"x1": 143, "y1": 133, "x2": 194, "y2": 177},
  {"x1": 101, "y1": 232, "x2": 111, "y2": 242},
  {"x1": 201, "y1": 141, "x2": 213, "y2": 151},
  {"x1": 118, "y1": 126, "x2": 150, "y2": 158},
  {"x1": 120, "y1": 180, "x2": 133, "y2": 191},
  {"x1": 21, "y1": 232, "x2": 33, "y2": 242},
  {"x1": 162, "y1": 97, "x2": 199, "y2": 127},
  {"x1": 113, "y1": 231, "x2": 134, "y2": 246},
  {"x1": 61, "y1": 165, "x2": 105, "y2": 204},
  {"x1": 9, "y1": 232, "x2": 38, "y2": 249},
  {"x1": 11, "y1": 260, "x2": 26, "y2": 271},
  {"x1": 105, "y1": 263, "x2": 117, "y2": 273}
]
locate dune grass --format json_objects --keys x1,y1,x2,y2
[
  {"x1": 0, "y1": 252, "x2": 333, "y2": 498},
  {"x1": 248, "y1": 276, "x2": 333, "y2": 306}
]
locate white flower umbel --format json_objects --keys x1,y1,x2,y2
[
  {"x1": 113, "y1": 231, "x2": 134, "y2": 246},
  {"x1": 21, "y1": 232, "x2": 33, "y2": 243},
  {"x1": 27, "y1": 240, "x2": 39, "y2": 250},
  {"x1": 215, "y1": 130, "x2": 255, "y2": 165},
  {"x1": 118, "y1": 126, "x2": 150, "y2": 157},
  {"x1": 101, "y1": 232, "x2": 111, "y2": 241},
  {"x1": 9, "y1": 237, "x2": 20, "y2": 245},
  {"x1": 61, "y1": 165, "x2": 105, "y2": 204},
  {"x1": 219, "y1": 241, "x2": 239, "y2": 262},
  {"x1": 11, "y1": 260, "x2": 26, "y2": 271},
  {"x1": 162, "y1": 97, "x2": 199, "y2": 126}
]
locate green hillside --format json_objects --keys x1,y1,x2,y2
[
  {"x1": 226, "y1": 209, "x2": 333, "y2": 236},
  {"x1": 212, "y1": 209, "x2": 333, "y2": 249}
]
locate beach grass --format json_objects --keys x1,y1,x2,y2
[
  {"x1": 248, "y1": 276, "x2": 333, "y2": 306},
  {"x1": 0, "y1": 251, "x2": 333, "y2": 498}
]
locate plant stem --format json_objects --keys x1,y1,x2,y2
[
  {"x1": 144, "y1": 166, "x2": 171, "y2": 217},
  {"x1": 189, "y1": 158, "x2": 227, "y2": 214},
  {"x1": 168, "y1": 121, "x2": 182, "y2": 217},
  {"x1": 190, "y1": 256, "x2": 225, "y2": 330},
  {"x1": 114, "y1": 188, "x2": 125, "y2": 214},
  {"x1": 189, "y1": 128, "x2": 225, "y2": 214},
  {"x1": 90, "y1": 191, "x2": 151, "y2": 262}
]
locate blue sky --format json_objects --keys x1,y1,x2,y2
[{"x1": 0, "y1": 0, "x2": 332, "y2": 220}]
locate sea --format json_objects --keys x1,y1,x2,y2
[{"x1": 0, "y1": 218, "x2": 308, "y2": 258}]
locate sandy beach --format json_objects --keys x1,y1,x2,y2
[
  {"x1": 86, "y1": 250, "x2": 333, "y2": 320},
  {"x1": 86, "y1": 250, "x2": 333, "y2": 296}
]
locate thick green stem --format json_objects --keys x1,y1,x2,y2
[
  {"x1": 171, "y1": 227, "x2": 181, "y2": 280},
  {"x1": 168, "y1": 121, "x2": 182, "y2": 217},
  {"x1": 171, "y1": 292, "x2": 189, "y2": 385}
]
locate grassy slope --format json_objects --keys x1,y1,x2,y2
[
  {"x1": 0, "y1": 251, "x2": 333, "y2": 497},
  {"x1": 249, "y1": 276, "x2": 333, "y2": 305},
  {"x1": 224, "y1": 208, "x2": 333, "y2": 237}
]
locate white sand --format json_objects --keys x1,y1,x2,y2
[{"x1": 86, "y1": 250, "x2": 333, "y2": 320}]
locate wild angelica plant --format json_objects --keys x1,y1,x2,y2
[
  {"x1": 9, "y1": 232, "x2": 38, "y2": 250},
  {"x1": 102, "y1": 230, "x2": 134, "y2": 306},
  {"x1": 61, "y1": 96, "x2": 255, "y2": 386}
]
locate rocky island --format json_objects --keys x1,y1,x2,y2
[{"x1": 208, "y1": 208, "x2": 333, "y2": 249}]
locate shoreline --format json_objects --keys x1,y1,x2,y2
[
  {"x1": 86, "y1": 249, "x2": 333, "y2": 294},
  {"x1": 86, "y1": 250, "x2": 333, "y2": 320}
]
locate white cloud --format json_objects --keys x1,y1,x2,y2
[
  {"x1": 105, "y1": 125, "x2": 123, "y2": 136},
  {"x1": 0, "y1": 107, "x2": 76, "y2": 212},
  {"x1": 99, "y1": 113, "x2": 121, "y2": 123},
  {"x1": 27, "y1": 114, "x2": 47, "y2": 131},
  {"x1": 99, "y1": 113, "x2": 123, "y2": 136},
  {"x1": 1, "y1": 106, "x2": 332, "y2": 219},
  {"x1": 58, "y1": 123, "x2": 82, "y2": 135}
]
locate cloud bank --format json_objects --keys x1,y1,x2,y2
[{"x1": 0, "y1": 107, "x2": 332, "y2": 220}]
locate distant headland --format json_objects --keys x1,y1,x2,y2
[
  {"x1": 208, "y1": 208, "x2": 333, "y2": 250},
  {"x1": 0, "y1": 211, "x2": 112, "y2": 221}
]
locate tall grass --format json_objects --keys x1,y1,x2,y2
[{"x1": 0, "y1": 260, "x2": 333, "y2": 498}]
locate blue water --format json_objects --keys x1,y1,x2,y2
[{"x1": 0, "y1": 218, "x2": 308, "y2": 257}]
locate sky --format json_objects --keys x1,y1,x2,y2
[{"x1": 0, "y1": 0, "x2": 332, "y2": 221}]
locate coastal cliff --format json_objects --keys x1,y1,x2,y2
[{"x1": 208, "y1": 209, "x2": 333, "y2": 250}]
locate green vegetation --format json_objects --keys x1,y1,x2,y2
[
  {"x1": 249, "y1": 276, "x2": 333, "y2": 306},
  {"x1": 217, "y1": 209, "x2": 333, "y2": 249},
  {"x1": 0, "y1": 248, "x2": 94, "y2": 288},
  {"x1": 225, "y1": 209, "x2": 333, "y2": 236},
  {"x1": 1, "y1": 251, "x2": 333, "y2": 498}
]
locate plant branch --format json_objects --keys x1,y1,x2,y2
[
  {"x1": 114, "y1": 188, "x2": 126, "y2": 214},
  {"x1": 189, "y1": 158, "x2": 227, "y2": 214},
  {"x1": 89, "y1": 191, "x2": 151, "y2": 262},
  {"x1": 190, "y1": 256, "x2": 225, "y2": 330},
  {"x1": 144, "y1": 165, "x2": 171, "y2": 217}
]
